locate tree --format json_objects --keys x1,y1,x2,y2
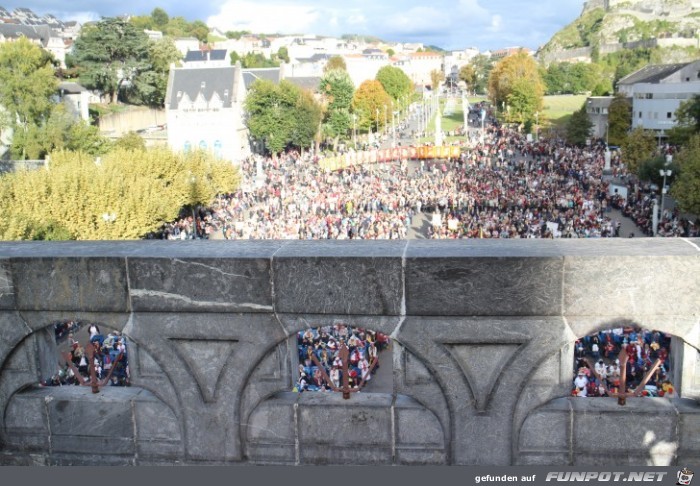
[
  {"x1": 0, "y1": 37, "x2": 57, "y2": 158},
  {"x1": 277, "y1": 47, "x2": 290, "y2": 63},
  {"x1": 114, "y1": 131, "x2": 146, "y2": 151},
  {"x1": 671, "y1": 133, "x2": 700, "y2": 216},
  {"x1": 230, "y1": 51, "x2": 241, "y2": 65},
  {"x1": 386, "y1": 48, "x2": 395, "y2": 57},
  {"x1": 290, "y1": 89, "x2": 323, "y2": 152},
  {"x1": 607, "y1": 92, "x2": 632, "y2": 146},
  {"x1": 430, "y1": 69, "x2": 445, "y2": 90},
  {"x1": 128, "y1": 37, "x2": 182, "y2": 107},
  {"x1": 667, "y1": 94, "x2": 700, "y2": 146},
  {"x1": 244, "y1": 80, "x2": 321, "y2": 154},
  {"x1": 71, "y1": 18, "x2": 151, "y2": 104},
  {"x1": 620, "y1": 127, "x2": 656, "y2": 174},
  {"x1": 319, "y1": 69, "x2": 355, "y2": 147},
  {"x1": 488, "y1": 51, "x2": 544, "y2": 123},
  {"x1": 469, "y1": 54, "x2": 494, "y2": 94},
  {"x1": 324, "y1": 56, "x2": 347, "y2": 72},
  {"x1": 375, "y1": 66, "x2": 412, "y2": 104},
  {"x1": 638, "y1": 155, "x2": 680, "y2": 186},
  {"x1": 351, "y1": 80, "x2": 392, "y2": 132},
  {"x1": 189, "y1": 20, "x2": 210, "y2": 43},
  {"x1": 565, "y1": 103, "x2": 594, "y2": 146},
  {"x1": 0, "y1": 147, "x2": 240, "y2": 240},
  {"x1": 458, "y1": 65, "x2": 476, "y2": 91},
  {"x1": 151, "y1": 7, "x2": 169, "y2": 28}
]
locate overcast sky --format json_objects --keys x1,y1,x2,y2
[{"x1": 2, "y1": 0, "x2": 585, "y2": 51}]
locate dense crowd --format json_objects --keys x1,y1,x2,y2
[
  {"x1": 295, "y1": 324, "x2": 390, "y2": 392},
  {"x1": 572, "y1": 327, "x2": 674, "y2": 398},
  {"x1": 159, "y1": 113, "x2": 697, "y2": 241},
  {"x1": 43, "y1": 322, "x2": 130, "y2": 387}
]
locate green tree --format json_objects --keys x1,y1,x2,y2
[
  {"x1": 151, "y1": 7, "x2": 169, "y2": 28},
  {"x1": 189, "y1": 20, "x2": 210, "y2": 43},
  {"x1": 128, "y1": 37, "x2": 182, "y2": 107},
  {"x1": 324, "y1": 55, "x2": 347, "y2": 72},
  {"x1": 458, "y1": 64, "x2": 476, "y2": 91},
  {"x1": 621, "y1": 127, "x2": 656, "y2": 174},
  {"x1": 226, "y1": 30, "x2": 251, "y2": 39},
  {"x1": 667, "y1": 94, "x2": 700, "y2": 146},
  {"x1": 319, "y1": 69, "x2": 355, "y2": 148},
  {"x1": 670, "y1": 133, "x2": 700, "y2": 215},
  {"x1": 488, "y1": 51, "x2": 544, "y2": 122},
  {"x1": 375, "y1": 66, "x2": 412, "y2": 104},
  {"x1": 469, "y1": 54, "x2": 494, "y2": 94},
  {"x1": 506, "y1": 78, "x2": 543, "y2": 127},
  {"x1": 0, "y1": 37, "x2": 57, "y2": 159},
  {"x1": 607, "y1": 92, "x2": 632, "y2": 146},
  {"x1": 72, "y1": 18, "x2": 151, "y2": 104},
  {"x1": 244, "y1": 80, "x2": 321, "y2": 154},
  {"x1": 351, "y1": 80, "x2": 392, "y2": 132},
  {"x1": 290, "y1": 88, "x2": 323, "y2": 152},
  {"x1": 565, "y1": 103, "x2": 594, "y2": 146},
  {"x1": 241, "y1": 52, "x2": 279, "y2": 68},
  {"x1": 386, "y1": 48, "x2": 395, "y2": 57},
  {"x1": 638, "y1": 155, "x2": 680, "y2": 186},
  {"x1": 230, "y1": 51, "x2": 241, "y2": 65},
  {"x1": 277, "y1": 46, "x2": 290, "y2": 63},
  {"x1": 114, "y1": 131, "x2": 146, "y2": 151}
]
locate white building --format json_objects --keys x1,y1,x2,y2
[
  {"x1": 402, "y1": 52, "x2": 444, "y2": 87},
  {"x1": 165, "y1": 64, "x2": 250, "y2": 165},
  {"x1": 618, "y1": 60, "x2": 700, "y2": 137}
]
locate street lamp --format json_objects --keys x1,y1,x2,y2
[
  {"x1": 659, "y1": 166, "x2": 673, "y2": 230},
  {"x1": 352, "y1": 113, "x2": 357, "y2": 150},
  {"x1": 534, "y1": 112, "x2": 539, "y2": 142},
  {"x1": 375, "y1": 107, "x2": 379, "y2": 134}
]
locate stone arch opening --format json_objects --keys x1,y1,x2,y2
[
  {"x1": 239, "y1": 317, "x2": 451, "y2": 465},
  {"x1": 0, "y1": 318, "x2": 185, "y2": 465},
  {"x1": 514, "y1": 318, "x2": 700, "y2": 466}
]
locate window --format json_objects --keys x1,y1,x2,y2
[
  {"x1": 639, "y1": 111, "x2": 643, "y2": 118},
  {"x1": 667, "y1": 112, "x2": 673, "y2": 119}
]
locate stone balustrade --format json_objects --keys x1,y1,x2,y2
[{"x1": 0, "y1": 239, "x2": 698, "y2": 465}]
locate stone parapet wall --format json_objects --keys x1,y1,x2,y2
[{"x1": 0, "y1": 240, "x2": 698, "y2": 465}]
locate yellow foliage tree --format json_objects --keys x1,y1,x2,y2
[
  {"x1": 0, "y1": 148, "x2": 239, "y2": 240},
  {"x1": 488, "y1": 51, "x2": 544, "y2": 124}
]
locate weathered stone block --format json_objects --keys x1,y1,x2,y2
[
  {"x1": 394, "y1": 448, "x2": 447, "y2": 465},
  {"x1": 128, "y1": 252, "x2": 277, "y2": 313},
  {"x1": 405, "y1": 242, "x2": 563, "y2": 315},
  {"x1": 676, "y1": 399, "x2": 700, "y2": 451},
  {"x1": 134, "y1": 398, "x2": 181, "y2": 441},
  {"x1": 394, "y1": 395, "x2": 444, "y2": 448},
  {"x1": 0, "y1": 261, "x2": 14, "y2": 310},
  {"x1": 47, "y1": 395, "x2": 134, "y2": 438},
  {"x1": 572, "y1": 399, "x2": 677, "y2": 453},
  {"x1": 516, "y1": 453, "x2": 569, "y2": 465},
  {"x1": 519, "y1": 401, "x2": 570, "y2": 451},
  {"x1": 246, "y1": 443, "x2": 296, "y2": 464},
  {"x1": 273, "y1": 241, "x2": 404, "y2": 315},
  {"x1": 299, "y1": 444, "x2": 392, "y2": 465},
  {"x1": 246, "y1": 393, "x2": 296, "y2": 444},
  {"x1": 564, "y1": 256, "x2": 700, "y2": 316},
  {"x1": 12, "y1": 257, "x2": 128, "y2": 312},
  {"x1": 297, "y1": 393, "x2": 392, "y2": 446}
]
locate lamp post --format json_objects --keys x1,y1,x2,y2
[
  {"x1": 658, "y1": 166, "x2": 673, "y2": 235},
  {"x1": 375, "y1": 107, "x2": 379, "y2": 134},
  {"x1": 534, "y1": 112, "x2": 539, "y2": 142},
  {"x1": 383, "y1": 104, "x2": 388, "y2": 138},
  {"x1": 352, "y1": 113, "x2": 357, "y2": 150}
]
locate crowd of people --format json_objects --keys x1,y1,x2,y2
[
  {"x1": 572, "y1": 327, "x2": 675, "y2": 398},
  {"x1": 42, "y1": 322, "x2": 130, "y2": 387},
  {"x1": 295, "y1": 324, "x2": 390, "y2": 392},
  {"x1": 159, "y1": 115, "x2": 697, "y2": 241}
]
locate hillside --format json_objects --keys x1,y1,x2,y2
[{"x1": 538, "y1": 0, "x2": 700, "y2": 62}]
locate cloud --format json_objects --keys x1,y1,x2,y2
[
  {"x1": 206, "y1": 0, "x2": 320, "y2": 34},
  {"x1": 384, "y1": 6, "x2": 450, "y2": 35},
  {"x1": 490, "y1": 14, "x2": 502, "y2": 32}
]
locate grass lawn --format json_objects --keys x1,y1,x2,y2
[{"x1": 542, "y1": 94, "x2": 587, "y2": 129}]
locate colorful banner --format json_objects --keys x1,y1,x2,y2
[{"x1": 318, "y1": 145, "x2": 463, "y2": 170}]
